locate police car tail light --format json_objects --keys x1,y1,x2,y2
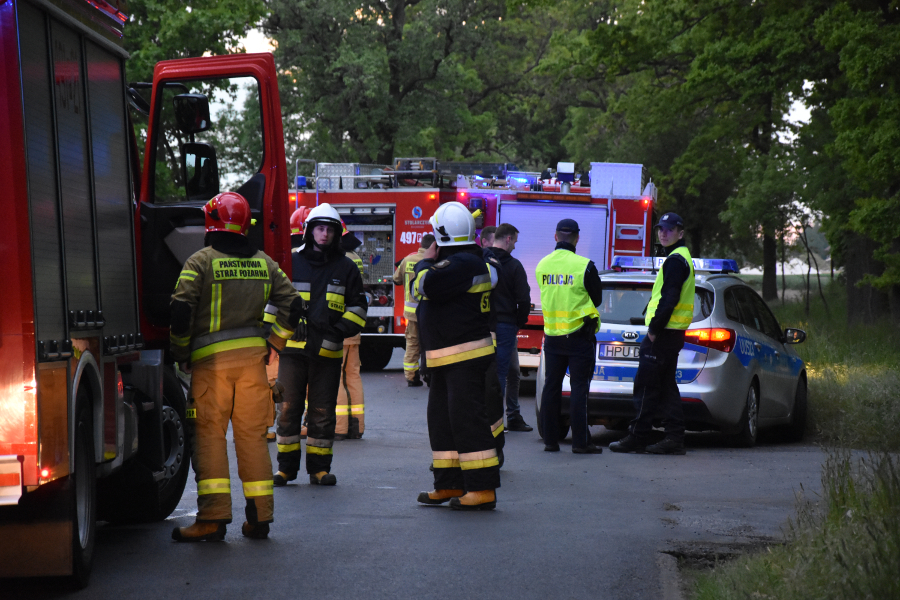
[{"x1": 684, "y1": 328, "x2": 735, "y2": 353}]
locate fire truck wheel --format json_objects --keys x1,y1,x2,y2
[
  {"x1": 69, "y1": 387, "x2": 96, "y2": 589},
  {"x1": 359, "y1": 341, "x2": 393, "y2": 372},
  {"x1": 97, "y1": 369, "x2": 189, "y2": 523},
  {"x1": 155, "y1": 368, "x2": 191, "y2": 519}
]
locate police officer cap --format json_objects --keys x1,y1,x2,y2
[
  {"x1": 556, "y1": 218, "x2": 580, "y2": 233},
  {"x1": 655, "y1": 212, "x2": 684, "y2": 231}
]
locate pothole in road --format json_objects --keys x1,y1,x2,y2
[{"x1": 664, "y1": 538, "x2": 782, "y2": 597}]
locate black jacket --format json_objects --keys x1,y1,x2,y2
[
  {"x1": 412, "y1": 244, "x2": 495, "y2": 368},
  {"x1": 483, "y1": 247, "x2": 531, "y2": 328},
  {"x1": 284, "y1": 243, "x2": 367, "y2": 360},
  {"x1": 647, "y1": 239, "x2": 691, "y2": 337}
]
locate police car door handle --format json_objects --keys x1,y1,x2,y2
[{"x1": 753, "y1": 342, "x2": 762, "y2": 351}]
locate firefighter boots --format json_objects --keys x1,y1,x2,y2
[
  {"x1": 241, "y1": 521, "x2": 270, "y2": 539},
  {"x1": 449, "y1": 490, "x2": 497, "y2": 511},
  {"x1": 310, "y1": 471, "x2": 337, "y2": 486},
  {"x1": 172, "y1": 522, "x2": 227, "y2": 543},
  {"x1": 273, "y1": 471, "x2": 296, "y2": 487},
  {"x1": 417, "y1": 489, "x2": 464, "y2": 505}
]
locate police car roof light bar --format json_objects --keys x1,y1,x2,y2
[{"x1": 611, "y1": 256, "x2": 739, "y2": 274}]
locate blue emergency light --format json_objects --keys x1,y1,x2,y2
[
  {"x1": 611, "y1": 256, "x2": 739, "y2": 273},
  {"x1": 296, "y1": 175, "x2": 307, "y2": 188}
]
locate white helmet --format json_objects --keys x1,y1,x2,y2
[
  {"x1": 430, "y1": 202, "x2": 476, "y2": 246},
  {"x1": 305, "y1": 202, "x2": 342, "y2": 228}
]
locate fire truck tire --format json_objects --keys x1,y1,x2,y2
[
  {"x1": 69, "y1": 388, "x2": 96, "y2": 589},
  {"x1": 359, "y1": 341, "x2": 393, "y2": 372},
  {"x1": 97, "y1": 369, "x2": 189, "y2": 523}
]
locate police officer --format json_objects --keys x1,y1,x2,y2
[
  {"x1": 610, "y1": 212, "x2": 694, "y2": 455},
  {"x1": 335, "y1": 224, "x2": 366, "y2": 439},
  {"x1": 393, "y1": 234, "x2": 435, "y2": 386},
  {"x1": 274, "y1": 203, "x2": 367, "y2": 486},
  {"x1": 414, "y1": 202, "x2": 501, "y2": 510},
  {"x1": 536, "y1": 219, "x2": 604, "y2": 454},
  {"x1": 170, "y1": 192, "x2": 302, "y2": 542}
]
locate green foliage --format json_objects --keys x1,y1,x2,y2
[
  {"x1": 771, "y1": 282, "x2": 900, "y2": 450},
  {"x1": 693, "y1": 451, "x2": 900, "y2": 600},
  {"x1": 125, "y1": 0, "x2": 266, "y2": 83}
]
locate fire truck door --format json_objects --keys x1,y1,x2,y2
[
  {"x1": 140, "y1": 75, "x2": 269, "y2": 329},
  {"x1": 497, "y1": 203, "x2": 609, "y2": 312}
]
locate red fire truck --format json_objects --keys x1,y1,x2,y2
[
  {"x1": 1, "y1": 0, "x2": 292, "y2": 586},
  {"x1": 449, "y1": 161, "x2": 657, "y2": 373},
  {"x1": 288, "y1": 158, "x2": 473, "y2": 370}
]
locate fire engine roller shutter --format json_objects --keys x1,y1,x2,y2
[
  {"x1": 86, "y1": 42, "x2": 138, "y2": 334},
  {"x1": 19, "y1": 3, "x2": 66, "y2": 344},
  {"x1": 497, "y1": 203, "x2": 608, "y2": 311},
  {"x1": 52, "y1": 21, "x2": 100, "y2": 317}
]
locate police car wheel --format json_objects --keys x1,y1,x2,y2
[
  {"x1": 784, "y1": 376, "x2": 808, "y2": 443},
  {"x1": 734, "y1": 381, "x2": 760, "y2": 448}
]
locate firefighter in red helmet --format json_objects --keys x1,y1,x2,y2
[{"x1": 170, "y1": 192, "x2": 303, "y2": 541}]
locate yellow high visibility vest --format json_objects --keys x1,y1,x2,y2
[
  {"x1": 536, "y1": 249, "x2": 600, "y2": 336},
  {"x1": 645, "y1": 246, "x2": 695, "y2": 329}
]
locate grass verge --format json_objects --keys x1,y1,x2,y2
[
  {"x1": 689, "y1": 281, "x2": 900, "y2": 599},
  {"x1": 692, "y1": 450, "x2": 900, "y2": 600}
]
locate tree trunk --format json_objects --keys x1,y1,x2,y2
[
  {"x1": 844, "y1": 233, "x2": 890, "y2": 324},
  {"x1": 762, "y1": 232, "x2": 778, "y2": 301}
]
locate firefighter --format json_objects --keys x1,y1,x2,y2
[
  {"x1": 414, "y1": 202, "x2": 500, "y2": 511},
  {"x1": 393, "y1": 234, "x2": 435, "y2": 387},
  {"x1": 536, "y1": 218, "x2": 604, "y2": 454},
  {"x1": 610, "y1": 212, "x2": 694, "y2": 455},
  {"x1": 265, "y1": 207, "x2": 312, "y2": 442},
  {"x1": 274, "y1": 203, "x2": 367, "y2": 486},
  {"x1": 335, "y1": 223, "x2": 366, "y2": 439},
  {"x1": 170, "y1": 192, "x2": 303, "y2": 542}
]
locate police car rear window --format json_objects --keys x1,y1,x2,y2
[{"x1": 599, "y1": 283, "x2": 713, "y2": 325}]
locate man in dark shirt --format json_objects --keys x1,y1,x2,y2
[
  {"x1": 483, "y1": 223, "x2": 533, "y2": 432},
  {"x1": 610, "y1": 212, "x2": 694, "y2": 455}
]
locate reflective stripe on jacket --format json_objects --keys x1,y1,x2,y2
[
  {"x1": 170, "y1": 247, "x2": 299, "y2": 365},
  {"x1": 646, "y1": 246, "x2": 695, "y2": 330}
]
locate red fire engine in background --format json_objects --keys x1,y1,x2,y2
[
  {"x1": 1, "y1": 0, "x2": 292, "y2": 586},
  {"x1": 446, "y1": 161, "x2": 657, "y2": 373}
]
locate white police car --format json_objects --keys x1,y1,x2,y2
[{"x1": 534, "y1": 257, "x2": 808, "y2": 447}]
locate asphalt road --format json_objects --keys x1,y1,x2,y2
[{"x1": 8, "y1": 350, "x2": 825, "y2": 600}]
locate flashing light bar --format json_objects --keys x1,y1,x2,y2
[{"x1": 611, "y1": 256, "x2": 739, "y2": 273}]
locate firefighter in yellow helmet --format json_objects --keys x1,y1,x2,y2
[
  {"x1": 414, "y1": 202, "x2": 500, "y2": 510},
  {"x1": 335, "y1": 221, "x2": 366, "y2": 439},
  {"x1": 274, "y1": 203, "x2": 367, "y2": 486},
  {"x1": 170, "y1": 192, "x2": 303, "y2": 542},
  {"x1": 392, "y1": 234, "x2": 436, "y2": 386}
]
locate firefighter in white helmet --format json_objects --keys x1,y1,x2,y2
[
  {"x1": 414, "y1": 201, "x2": 501, "y2": 510},
  {"x1": 274, "y1": 203, "x2": 367, "y2": 486},
  {"x1": 170, "y1": 192, "x2": 302, "y2": 541}
]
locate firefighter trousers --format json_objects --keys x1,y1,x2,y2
[
  {"x1": 187, "y1": 357, "x2": 275, "y2": 524},
  {"x1": 428, "y1": 356, "x2": 501, "y2": 492},
  {"x1": 484, "y1": 356, "x2": 505, "y2": 452},
  {"x1": 276, "y1": 352, "x2": 341, "y2": 476},
  {"x1": 336, "y1": 343, "x2": 365, "y2": 437},
  {"x1": 403, "y1": 320, "x2": 420, "y2": 381}
]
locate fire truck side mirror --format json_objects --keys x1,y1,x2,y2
[
  {"x1": 182, "y1": 143, "x2": 220, "y2": 201},
  {"x1": 173, "y1": 93, "x2": 211, "y2": 134}
]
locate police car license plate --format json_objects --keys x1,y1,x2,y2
[{"x1": 598, "y1": 344, "x2": 640, "y2": 360}]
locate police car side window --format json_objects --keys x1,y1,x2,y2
[
  {"x1": 723, "y1": 288, "x2": 741, "y2": 322},
  {"x1": 732, "y1": 288, "x2": 761, "y2": 331},
  {"x1": 749, "y1": 292, "x2": 783, "y2": 341}
]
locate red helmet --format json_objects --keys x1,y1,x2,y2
[
  {"x1": 290, "y1": 207, "x2": 311, "y2": 235},
  {"x1": 203, "y1": 192, "x2": 251, "y2": 236}
]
